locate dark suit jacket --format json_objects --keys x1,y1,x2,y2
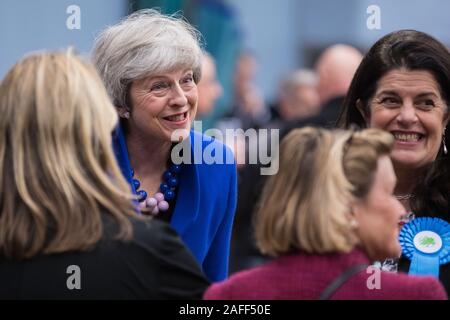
[
  {"x1": 280, "y1": 96, "x2": 345, "y2": 138},
  {"x1": 205, "y1": 248, "x2": 447, "y2": 300},
  {"x1": 0, "y1": 215, "x2": 209, "y2": 299}
]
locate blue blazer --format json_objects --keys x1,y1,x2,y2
[{"x1": 112, "y1": 125, "x2": 237, "y2": 282}]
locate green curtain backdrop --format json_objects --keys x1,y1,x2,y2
[{"x1": 132, "y1": 0, "x2": 242, "y2": 129}]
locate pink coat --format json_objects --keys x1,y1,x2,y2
[{"x1": 204, "y1": 249, "x2": 447, "y2": 300}]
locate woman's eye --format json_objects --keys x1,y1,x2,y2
[
  {"x1": 182, "y1": 75, "x2": 194, "y2": 84},
  {"x1": 151, "y1": 82, "x2": 169, "y2": 91},
  {"x1": 380, "y1": 97, "x2": 399, "y2": 105},
  {"x1": 417, "y1": 99, "x2": 435, "y2": 109}
]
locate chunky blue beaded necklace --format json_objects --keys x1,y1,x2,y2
[{"x1": 131, "y1": 162, "x2": 181, "y2": 215}]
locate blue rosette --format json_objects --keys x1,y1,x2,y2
[{"x1": 399, "y1": 217, "x2": 450, "y2": 278}]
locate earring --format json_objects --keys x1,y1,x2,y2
[
  {"x1": 122, "y1": 111, "x2": 130, "y2": 119},
  {"x1": 350, "y1": 219, "x2": 359, "y2": 229},
  {"x1": 444, "y1": 130, "x2": 448, "y2": 155}
]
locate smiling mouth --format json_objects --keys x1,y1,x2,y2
[
  {"x1": 163, "y1": 112, "x2": 188, "y2": 122},
  {"x1": 391, "y1": 131, "x2": 424, "y2": 143}
]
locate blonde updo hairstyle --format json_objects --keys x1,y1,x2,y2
[{"x1": 255, "y1": 127, "x2": 393, "y2": 257}]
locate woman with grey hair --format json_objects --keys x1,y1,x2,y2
[{"x1": 92, "y1": 9, "x2": 237, "y2": 282}]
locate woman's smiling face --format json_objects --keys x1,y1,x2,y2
[
  {"x1": 127, "y1": 68, "x2": 198, "y2": 142},
  {"x1": 366, "y1": 69, "x2": 449, "y2": 170}
]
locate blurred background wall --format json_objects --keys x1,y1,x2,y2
[
  {"x1": 1, "y1": 0, "x2": 450, "y2": 126},
  {"x1": 0, "y1": 0, "x2": 129, "y2": 76}
]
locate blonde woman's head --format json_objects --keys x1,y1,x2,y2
[
  {"x1": 255, "y1": 127, "x2": 400, "y2": 260},
  {"x1": 0, "y1": 51, "x2": 137, "y2": 260}
]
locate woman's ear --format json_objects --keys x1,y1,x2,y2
[
  {"x1": 356, "y1": 99, "x2": 370, "y2": 125},
  {"x1": 443, "y1": 108, "x2": 450, "y2": 128},
  {"x1": 348, "y1": 200, "x2": 363, "y2": 229},
  {"x1": 118, "y1": 107, "x2": 130, "y2": 119}
]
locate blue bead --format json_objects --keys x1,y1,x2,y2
[
  {"x1": 170, "y1": 164, "x2": 182, "y2": 174},
  {"x1": 164, "y1": 190, "x2": 175, "y2": 201},
  {"x1": 163, "y1": 171, "x2": 173, "y2": 181},
  {"x1": 168, "y1": 177, "x2": 178, "y2": 187},
  {"x1": 131, "y1": 169, "x2": 135, "y2": 177},
  {"x1": 160, "y1": 183, "x2": 170, "y2": 193},
  {"x1": 137, "y1": 190, "x2": 147, "y2": 202},
  {"x1": 132, "y1": 179, "x2": 140, "y2": 190}
]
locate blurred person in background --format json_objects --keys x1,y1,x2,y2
[
  {"x1": 282, "y1": 44, "x2": 363, "y2": 135},
  {"x1": 0, "y1": 51, "x2": 209, "y2": 299},
  {"x1": 317, "y1": 45, "x2": 363, "y2": 108},
  {"x1": 268, "y1": 69, "x2": 320, "y2": 129},
  {"x1": 92, "y1": 9, "x2": 237, "y2": 282},
  {"x1": 205, "y1": 127, "x2": 447, "y2": 300},
  {"x1": 230, "y1": 45, "x2": 362, "y2": 273},
  {"x1": 337, "y1": 29, "x2": 450, "y2": 295},
  {"x1": 217, "y1": 51, "x2": 269, "y2": 131},
  {"x1": 196, "y1": 51, "x2": 223, "y2": 119},
  {"x1": 232, "y1": 51, "x2": 269, "y2": 129}
]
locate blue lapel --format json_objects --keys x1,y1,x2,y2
[
  {"x1": 170, "y1": 131, "x2": 201, "y2": 236},
  {"x1": 112, "y1": 123, "x2": 136, "y2": 193}
]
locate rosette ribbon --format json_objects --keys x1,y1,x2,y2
[{"x1": 399, "y1": 217, "x2": 450, "y2": 278}]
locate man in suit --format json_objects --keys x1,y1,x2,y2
[{"x1": 282, "y1": 44, "x2": 363, "y2": 136}]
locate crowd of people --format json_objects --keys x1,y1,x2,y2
[{"x1": 0, "y1": 9, "x2": 449, "y2": 300}]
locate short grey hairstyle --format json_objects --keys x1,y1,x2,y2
[
  {"x1": 281, "y1": 69, "x2": 318, "y2": 98},
  {"x1": 92, "y1": 9, "x2": 203, "y2": 108}
]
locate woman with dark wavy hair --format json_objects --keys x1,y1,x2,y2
[{"x1": 337, "y1": 29, "x2": 450, "y2": 294}]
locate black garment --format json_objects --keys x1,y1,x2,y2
[
  {"x1": 280, "y1": 96, "x2": 345, "y2": 138},
  {"x1": 229, "y1": 164, "x2": 271, "y2": 273},
  {"x1": 0, "y1": 215, "x2": 209, "y2": 299}
]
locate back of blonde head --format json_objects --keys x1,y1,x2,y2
[
  {"x1": 0, "y1": 51, "x2": 137, "y2": 260},
  {"x1": 255, "y1": 127, "x2": 393, "y2": 257}
]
